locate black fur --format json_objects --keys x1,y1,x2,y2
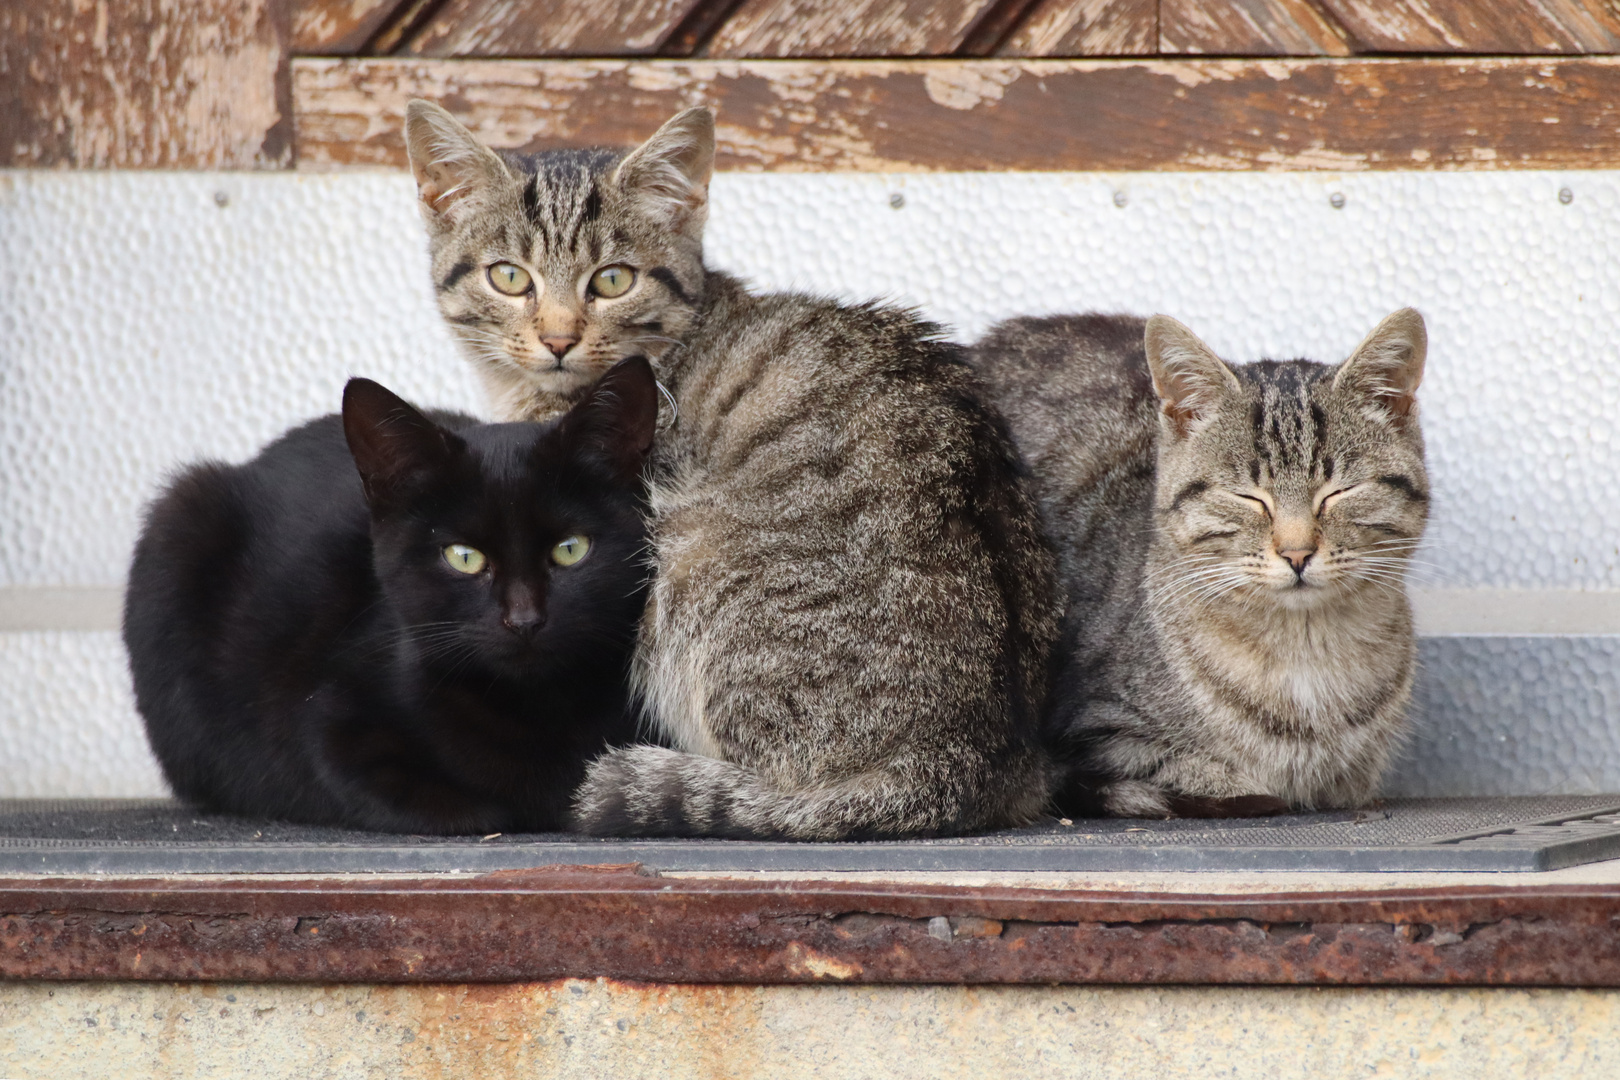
[{"x1": 124, "y1": 358, "x2": 660, "y2": 833}]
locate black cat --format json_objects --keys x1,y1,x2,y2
[{"x1": 123, "y1": 357, "x2": 658, "y2": 833}]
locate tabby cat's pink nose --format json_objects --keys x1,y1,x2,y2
[
  {"x1": 541, "y1": 335, "x2": 579, "y2": 358},
  {"x1": 1279, "y1": 549, "x2": 1314, "y2": 573}
]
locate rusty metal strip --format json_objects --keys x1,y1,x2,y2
[{"x1": 3, "y1": 868, "x2": 1620, "y2": 985}]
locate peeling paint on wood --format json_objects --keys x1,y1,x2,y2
[
  {"x1": 293, "y1": 56, "x2": 1620, "y2": 173},
  {"x1": 1160, "y1": 0, "x2": 1352, "y2": 56},
  {"x1": 0, "y1": 0, "x2": 292, "y2": 169},
  {"x1": 1319, "y1": 0, "x2": 1620, "y2": 55},
  {"x1": 291, "y1": 0, "x2": 411, "y2": 54},
  {"x1": 703, "y1": 0, "x2": 1003, "y2": 57},
  {"x1": 402, "y1": 0, "x2": 713, "y2": 57},
  {"x1": 996, "y1": 0, "x2": 1157, "y2": 56},
  {"x1": 3, "y1": 868, "x2": 1620, "y2": 984}
]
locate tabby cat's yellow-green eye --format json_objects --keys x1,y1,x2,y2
[
  {"x1": 589, "y1": 265, "x2": 635, "y2": 299},
  {"x1": 488, "y1": 262, "x2": 532, "y2": 296},
  {"x1": 551, "y1": 535, "x2": 590, "y2": 566},
  {"x1": 444, "y1": 544, "x2": 487, "y2": 575}
]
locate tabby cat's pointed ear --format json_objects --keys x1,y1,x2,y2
[
  {"x1": 343, "y1": 378, "x2": 458, "y2": 506},
  {"x1": 1333, "y1": 308, "x2": 1427, "y2": 425},
  {"x1": 556, "y1": 357, "x2": 660, "y2": 485},
  {"x1": 1144, "y1": 315, "x2": 1241, "y2": 437},
  {"x1": 611, "y1": 107, "x2": 714, "y2": 237},
  {"x1": 404, "y1": 100, "x2": 511, "y2": 228}
]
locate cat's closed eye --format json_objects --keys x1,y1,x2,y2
[
  {"x1": 488, "y1": 262, "x2": 533, "y2": 296},
  {"x1": 1314, "y1": 484, "x2": 1362, "y2": 515},
  {"x1": 589, "y1": 265, "x2": 635, "y2": 299},
  {"x1": 551, "y1": 535, "x2": 590, "y2": 566},
  {"x1": 444, "y1": 544, "x2": 487, "y2": 574}
]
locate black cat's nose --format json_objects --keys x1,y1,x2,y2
[
  {"x1": 503, "y1": 606, "x2": 546, "y2": 639},
  {"x1": 1279, "y1": 549, "x2": 1314, "y2": 576}
]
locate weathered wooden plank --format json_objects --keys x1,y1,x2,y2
[
  {"x1": 1160, "y1": 0, "x2": 1350, "y2": 55},
  {"x1": 291, "y1": 0, "x2": 411, "y2": 54},
  {"x1": 402, "y1": 0, "x2": 712, "y2": 57},
  {"x1": 293, "y1": 56, "x2": 1620, "y2": 172},
  {"x1": 702, "y1": 0, "x2": 1003, "y2": 57},
  {"x1": 1, "y1": 0, "x2": 292, "y2": 168},
  {"x1": 1319, "y1": 0, "x2": 1620, "y2": 54},
  {"x1": 996, "y1": 0, "x2": 1156, "y2": 56}
]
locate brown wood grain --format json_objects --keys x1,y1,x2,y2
[
  {"x1": 1160, "y1": 0, "x2": 1350, "y2": 55},
  {"x1": 997, "y1": 0, "x2": 1156, "y2": 56},
  {"x1": 1, "y1": 0, "x2": 292, "y2": 168},
  {"x1": 292, "y1": 0, "x2": 412, "y2": 53},
  {"x1": 402, "y1": 0, "x2": 713, "y2": 56},
  {"x1": 293, "y1": 56, "x2": 1620, "y2": 173},
  {"x1": 702, "y1": 0, "x2": 1003, "y2": 56},
  {"x1": 1319, "y1": 0, "x2": 1620, "y2": 54}
]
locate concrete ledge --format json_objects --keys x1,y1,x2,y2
[{"x1": 4, "y1": 979, "x2": 1618, "y2": 1079}]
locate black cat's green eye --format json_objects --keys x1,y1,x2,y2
[
  {"x1": 444, "y1": 544, "x2": 487, "y2": 575},
  {"x1": 488, "y1": 262, "x2": 532, "y2": 296},
  {"x1": 551, "y1": 535, "x2": 590, "y2": 566},
  {"x1": 589, "y1": 265, "x2": 635, "y2": 299}
]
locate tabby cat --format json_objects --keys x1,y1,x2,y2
[
  {"x1": 403, "y1": 101, "x2": 1058, "y2": 839},
  {"x1": 124, "y1": 358, "x2": 658, "y2": 832},
  {"x1": 970, "y1": 310, "x2": 1429, "y2": 817}
]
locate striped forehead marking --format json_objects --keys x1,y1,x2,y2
[{"x1": 1244, "y1": 360, "x2": 1333, "y2": 480}]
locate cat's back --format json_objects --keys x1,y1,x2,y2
[
  {"x1": 969, "y1": 315, "x2": 1160, "y2": 606},
  {"x1": 970, "y1": 314, "x2": 1157, "y2": 495}
]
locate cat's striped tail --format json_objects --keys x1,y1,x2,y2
[{"x1": 571, "y1": 744, "x2": 1037, "y2": 841}]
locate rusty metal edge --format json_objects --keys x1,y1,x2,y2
[{"x1": 1, "y1": 867, "x2": 1618, "y2": 986}]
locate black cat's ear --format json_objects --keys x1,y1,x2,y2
[
  {"x1": 556, "y1": 357, "x2": 660, "y2": 485},
  {"x1": 611, "y1": 107, "x2": 714, "y2": 238},
  {"x1": 404, "y1": 99, "x2": 512, "y2": 229},
  {"x1": 1144, "y1": 315, "x2": 1242, "y2": 438},
  {"x1": 342, "y1": 378, "x2": 458, "y2": 506},
  {"x1": 1333, "y1": 308, "x2": 1427, "y2": 427}
]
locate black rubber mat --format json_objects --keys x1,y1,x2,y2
[{"x1": 2, "y1": 796, "x2": 1619, "y2": 873}]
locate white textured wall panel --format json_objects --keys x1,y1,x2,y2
[
  {"x1": 3, "y1": 170, "x2": 1619, "y2": 589},
  {"x1": 1389, "y1": 638, "x2": 1620, "y2": 798},
  {"x1": 0, "y1": 632, "x2": 165, "y2": 797},
  {"x1": 2, "y1": 169, "x2": 1618, "y2": 797}
]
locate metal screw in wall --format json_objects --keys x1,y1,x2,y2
[
  {"x1": 889, "y1": 193, "x2": 905, "y2": 209},
  {"x1": 1113, "y1": 191, "x2": 1128, "y2": 208},
  {"x1": 213, "y1": 191, "x2": 230, "y2": 208},
  {"x1": 1329, "y1": 192, "x2": 1346, "y2": 209},
  {"x1": 1559, "y1": 187, "x2": 1574, "y2": 205}
]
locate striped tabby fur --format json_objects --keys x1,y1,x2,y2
[
  {"x1": 404, "y1": 102, "x2": 1059, "y2": 839},
  {"x1": 971, "y1": 310, "x2": 1429, "y2": 817}
]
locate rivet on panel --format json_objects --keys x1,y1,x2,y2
[
  {"x1": 888, "y1": 193, "x2": 905, "y2": 209},
  {"x1": 213, "y1": 191, "x2": 230, "y2": 208},
  {"x1": 1329, "y1": 192, "x2": 1346, "y2": 210},
  {"x1": 1113, "y1": 191, "x2": 1128, "y2": 208},
  {"x1": 1559, "y1": 187, "x2": 1574, "y2": 205}
]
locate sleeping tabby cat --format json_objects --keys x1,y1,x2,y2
[
  {"x1": 403, "y1": 101, "x2": 1058, "y2": 839},
  {"x1": 971, "y1": 310, "x2": 1429, "y2": 817},
  {"x1": 125, "y1": 358, "x2": 658, "y2": 832}
]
